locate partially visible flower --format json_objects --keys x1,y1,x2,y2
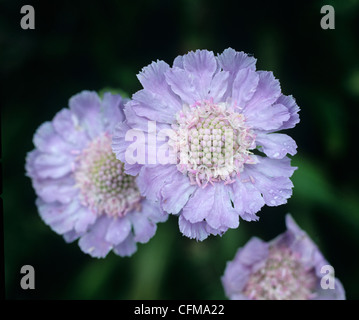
[
  {"x1": 112, "y1": 48, "x2": 300, "y2": 241},
  {"x1": 221, "y1": 214, "x2": 345, "y2": 300},
  {"x1": 26, "y1": 91, "x2": 167, "y2": 258}
]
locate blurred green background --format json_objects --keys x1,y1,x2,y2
[{"x1": 1, "y1": 0, "x2": 359, "y2": 299}]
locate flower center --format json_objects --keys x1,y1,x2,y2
[
  {"x1": 243, "y1": 246, "x2": 317, "y2": 300},
  {"x1": 74, "y1": 133, "x2": 141, "y2": 217},
  {"x1": 170, "y1": 99, "x2": 256, "y2": 187}
]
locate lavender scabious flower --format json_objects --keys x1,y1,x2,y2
[
  {"x1": 26, "y1": 91, "x2": 167, "y2": 258},
  {"x1": 112, "y1": 48, "x2": 300, "y2": 241},
  {"x1": 221, "y1": 214, "x2": 346, "y2": 300}
]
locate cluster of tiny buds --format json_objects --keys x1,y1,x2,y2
[
  {"x1": 172, "y1": 99, "x2": 256, "y2": 187},
  {"x1": 74, "y1": 133, "x2": 141, "y2": 218},
  {"x1": 242, "y1": 246, "x2": 317, "y2": 300}
]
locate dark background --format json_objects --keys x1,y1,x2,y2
[{"x1": 1, "y1": 0, "x2": 359, "y2": 299}]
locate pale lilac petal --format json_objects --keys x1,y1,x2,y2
[
  {"x1": 256, "y1": 132, "x2": 297, "y2": 159},
  {"x1": 160, "y1": 170, "x2": 196, "y2": 214},
  {"x1": 253, "y1": 156, "x2": 297, "y2": 178},
  {"x1": 73, "y1": 206, "x2": 97, "y2": 233},
  {"x1": 275, "y1": 94, "x2": 300, "y2": 130},
  {"x1": 131, "y1": 89, "x2": 178, "y2": 124},
  {"x1": 113, "y1": 234, "x2": 137, "y2": 257},
  {"x1": 244, "y1": 71, "x2": 281, "y2": 111},
  {"x1": 178, "y1": 214, "x2": 225, "y2": 241},
  {"x1": 217, "y1": 48, "x2": 257, "y2": 73},
  {"x1": 69, "y1": 91, "x2": 103, "y2": 139},
  {"x1": 235, "y1": 237, "x2": 269, "y2": 267},
  {"x1": 245, "y1": 103, "x2": 290, "y2": 131},
  {"x1": 140, "y1": 199, "x2": 168, "y2": 223},
  {"x1": 33, "y1": 122, "x2": 73, "y2": 155},
  {"x1": 182, "y1": 49, "x2": 217, "y2": 99},
  {"x1": 63, "y1": 230, "x2": 81, "y2": 243},
  {"x1": 32, "y1": 175, "x2": 78, "y2": 204},
  {"x1": 31, "y1": 152, "x2": 74, "y2": 179},
  {"x1": 231, "y1": 68, "x2": 259, "y2": 108},
  {"x1": 230, "y1": 178, "x2": 264, "y2": 221},
  {"x1": 244, "y1": 161, "x2": 295, "y2": 207},
  {"x1": 222, "y1": 258, "x2": 251, "y2": 298},
  {"x1": 182, "y1": 186, "x2": 215, "y2": 224},
  {"x1": 36, "y1": 198, "x2": 81, "y2": 234},
  {"x1": 209, "y1": 70, "x2": 230, "y2": 103},
  {"x1": 165, "y1": 67, "x2": 200, "y2": 104},
  {"x1": 52, "y1": 108, "x2": 89, "y2": 149},
  {"x1": 129, "y1": 211, "x2": 157, "y2": 243},
  {"x1": 78, "y1": 216, "x2": 113, "y2": 258},
  {"x1": 105, "y1": 216, "x2": 132, "y2": 245},
  {"x1": 205, "y1": 183, "x2": 239, "y2": 230},
  {"x1": 173, "y1": 55, "x2": 184, "y2": 68},
  {"x1": 137, "y1": 165, "x2": 178, "y2": 202},
  {"x1": 137, "y1": 60, "x2": 182, "y2": 110},
  {"x1": 25, "y1": 150, "x2": 40, "y2": 179},
  {"x1": 101, "y1": 92, "x2": 126, "y2": 132}
]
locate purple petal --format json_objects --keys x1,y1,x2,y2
[
  {"x1": 231, "y1": 68, "x2": 259, "y2": 108},
  {"x1": 36, "y1": 198, "x2": 81, "y2": 234},
  {"x1": 245, "y1": 103, "x2": 290, "y2": 131},
  {"x1": 256, "y1": 132, "x2": 297, "y2": 159},
  {"x1": 209, "y1": 70, "x2": 230, "y2": 103},
  {"x1": 244, "y1": 159, "x2": 295, "y2": 207},
  {"x1": 245, "y1": 71, "x2": 281, "y2": 111},
  {"x1": 113, "y1": 234, "x2": 137, "y2": 257},
  {"x1": 275, "y1": 94, "x2": 300, "y2": 130},
  {"x1": 101, "y1": 92, "x2": 126, "y2": 132},
  {"x1": 235, "y1": 237, "x2": 269, "y2": 267},
  {"x1": 137, "y1": 60, "x2": 182, "y2": 110},
  {"x1": 73, "y1": 206, "x2": 97, "y2": 233},
  {"x1": 160, "y1": 170, "x2": 196, "y2": 214},
  {"x1": 33, "y1": 122, "x2": 73, "y2": 155},
  {"x1": 182, "y1": 49, "x2": 217, "y2": 99},
  {"x1": 217, "y1": 48, "x2": 257, "y2": 74},
  {"x1": 69, "y1": 91, "x2": 103, "y2": 139},
  {"x1": 131, "y1": 89, "x2": 178, "y2": 124},
  {"x1": 182, "y1": 185, "x2": 215, "y2": 224},
  {"x1": 31, "y1": 152, "x2": 74, "y2": 179},
  {"x1": 63, "y1": 230, "x2": 81, "y2": 243},
  {"x1": 178, "y1": 214, "x2": 225, "y2": 241},
  {"x1": 129, "y1": 211, "x2": 157, "y2": 243},
  {"x1": 253, "y1": 156, "x2": 297, "y2": 178},
  {"x1": 205, "y1": 183, "x2": 239, "y2": 230},
  {"x1": 140, "y1": 199, "x2": 168, "y2": 223},
  {"x1": 221, "y1": 259, "x2": 251, "y2": 298},
  {"x1": 78, "y1": 216, "x2": 112, "y2": 258},
  {"x1": 137, "y1": 165, "x2": 178, "y2": 202},
  {"x1": 52, "y1": 108, "x2": 89, "y2": 149},
  {"x1": 165, "y1": 67, "x2": 200, "y2": 105},
  {"x1": 230, "y1": 178, "x2": 264, "y2": 221},
  {"x1": 105, "y1": 216, "x2": 132, "y2": 245},
  {"x1": 32, "y1": 175, "x2": 78, "y2": 204}
]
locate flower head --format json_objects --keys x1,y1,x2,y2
[
  {"x1": 112, "y1": 48, "x2": 300, "y2": 241},
  {"x1": 26, "y1": 91, "x2": 167, "y2": 258},
  {"x1": 221, "y1": 214, "x2": 346, "y2": 300}
]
